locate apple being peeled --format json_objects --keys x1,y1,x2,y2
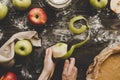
[
  {"x1": 14, "y1": 40, "x2": 32, "y2": 56},
  {"x1": 51, "y1": 43, "x2": 68, "y2": 58},
  {"x1": 28, "y1": 8, "x2": 47, "y2": 25},
  {"x1": 12, "y1": 0, "x2": 31, "y2": 11},
  {"x1": 0, "y1": 2, "x2": 8, "y2": 20},
  {"x1": 3, "y1": 72, "x2": 17, "y2": 80},
  {"x1": 90, "y1": 0, "x2": 108, "y2": 9}
]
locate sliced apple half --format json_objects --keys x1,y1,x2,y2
[
  {"x1": 110, "y1": 0, "x2": 120, "y2": 14},
  {"x1": 51, "y1": 43, "x2": 68, "y2": 58}
]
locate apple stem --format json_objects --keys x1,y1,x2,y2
[
  {"x1": 35, "y1": 15, "x2": 39, "y2": 18},
  {"x1": 20, "y1": 47, "x2": 25, "y2": 51},
  {"x1": 98, "y1": 0, "x2": 100, "y2": 2}
]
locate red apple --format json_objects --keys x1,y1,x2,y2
[
  {"x1": 28, "y1": 8, "x2": 47, "y2": 25},
  {"x1": 3, "y1": 72, "x2": 17, "y2": 80}
]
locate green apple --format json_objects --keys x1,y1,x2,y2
[
  {"x1": 90, "y1": 0, "x2": 108, "y2": 9},
  {"x1": 12, "y1": 0, "x2": 31, "y2": 11},
  {"x1": 51, "y1": 43, "x2": 68, "y2": 58},
  {"x1": 0, "y1": 2, "x2": 8, "y2": 20},
  {"x1": 14, "y1": 40, "x2": 32, "y2": 56}
]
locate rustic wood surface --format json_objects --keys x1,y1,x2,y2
[{"x1": 0, "y1": 0, "x2": 120, "y2": 80}]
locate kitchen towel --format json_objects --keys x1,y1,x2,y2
[{"x1": 0, "y1": 31, "x2": 41, "y2": 67}]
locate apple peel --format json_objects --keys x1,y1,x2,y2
[
  {"x1": 63, "y1": 30, "x2": 90, "y2": 59},
  {"x1": 68, "y1": 16, "x2": 87, "y2": 34},
  {"x1": 51, "y1": 16, "x2": 90, "y2": 59},
  {"x1": 51, "y1": 28, "x2": 90, "y2": 59}
]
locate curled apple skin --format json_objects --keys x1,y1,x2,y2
[
  {"x1": 68, "y1": 16, "x2": 87, "y2": 34},
  {"x1": 52, "y1": 15, "x2": 90, "y2": 59}
]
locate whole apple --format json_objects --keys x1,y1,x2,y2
[
  {"x1": 3, "y1": 72, "x2": 17, "y2": 80},
  {"x1": 12, "y1": 0, "x2": 31, "y2": 11},
  {"x1": 28, "y1": 8, "x2": 47, "y2": 25},
  {"x1": 0, "y1": 2, "x2": 8, "y2": 20},
  {"x1": 90, "y1": 0, "x2": 108, "y2": 9},
  {"x1": 14, "y1": 40, "x2": 32, "y2": 56}
]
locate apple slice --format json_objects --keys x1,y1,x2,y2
[
  {"x1": 51, "y1": 43, "x2": 68, "y2": 58},
  {"x1": 110, "y1": 0, "x2": 120, "y2": 14}
]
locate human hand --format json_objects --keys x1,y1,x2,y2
[
  {"x1": 38, "y1": 48, "x2": 55, "y2": 80},
  {"x1": 62, "y1": 58, "x2": 78, "y2": 80}
]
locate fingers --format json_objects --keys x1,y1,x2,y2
[
  {"x1": 43, "y1": 48, "x2": 55, "y2": 79},
  {"x1": 68, "y1": 58, "x2": 75, "y2": 75},
  {"x1": 62, "y1": 58, "x2": 78, "y2": 80},
  {"x1": 62, "y1": 60, "x2": 69, "y2": 76},
  {"x1": 45, "y1": 48, "x2": 52, "y2": 59},
  {"x1": 72, "y1": 66, "x2": 78, "y2": 79}
]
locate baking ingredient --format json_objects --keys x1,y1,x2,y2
[
  {"x1": 90, "y1": 0, "x2": 108, "y2": 9},
  {"x1": 14, "y1": 40, "x2": 32, "y2": 56},
  {"x1": 12, "y1": 0, "x2": 31, "y2": 11},
  {"x1": 46, "y1": 0, "x2": 72, "y2": 10},
  {"x1": 0, "y1": 2, "x2": 8, "y2": 20},
  {"x1": 28, "y1": 8, "x2": 47, "y2": 25}
]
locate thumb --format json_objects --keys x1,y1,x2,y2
[{"x1": 46, "y1": 48, "x2": 53, "y2": 58}]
